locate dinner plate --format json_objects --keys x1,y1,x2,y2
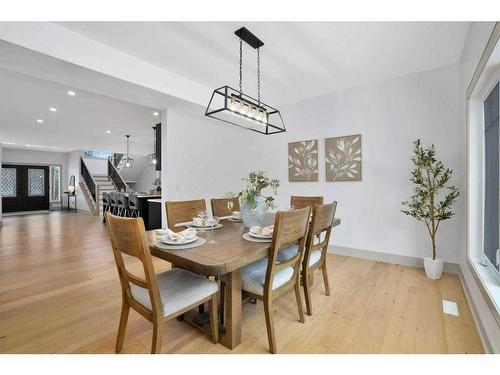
[
  {"x1": 249, "y1": 231, "x2": 272, "y2": 240},
  {"x1": 188, "y1": 223, "x2": 223, "y2": 230},
  {"x1": 228, "y1": 217, "x2": 243, "y2": 222},
  {"x1": 158, "y1": 236, "x2": 198, "y2": 245}
]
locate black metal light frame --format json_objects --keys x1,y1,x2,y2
[
  {"x1": 204, "y1": 27, "x2": 286, "y2": 135},
  {"x1": 205, "y1": 85, "x2": 286, "y2": 135}
]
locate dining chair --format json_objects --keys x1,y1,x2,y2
[
  {"x1": 276, "y1": 202, "x2": 337, "y2": 316},
  {"x1": 117, "y1": 193, "x2": 130, "y2": 217},
  {"x1": 165, "y1": 199, "x2": 206, "y2": 232},
  {"x1": 102, "y1": 191, "x2": 111, "y2": 223},
  {"x1": 105, "y1": 212, "x2": 219, "y2": 354},
  {"x1": 128, "y1": 193, "x2": 140, "y2": 218},
  {"x1": 210, "y1": 197, "x2": 240, "y2": 217},
  {"x1": 241, "y1": 206, "x2": 310, "y2": 354},
  {"x1": 290, "y1": 195, "x2": 324, "y2": 209},
  {"x1": 109, "y1": 191, "x2": 119, "y2": 215}
]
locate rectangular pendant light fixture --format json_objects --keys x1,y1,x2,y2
[{"x1": 205, "y1": 27, "x2": 286, "y2": 135}]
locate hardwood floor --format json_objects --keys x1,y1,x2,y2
[{"x1": 0, "y1": 212, "x2": 484, "y2": 354}]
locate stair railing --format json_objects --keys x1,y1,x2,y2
[
  {"x1": 80, "y1": 157, "x2": 97, "y2": 202},
  {"x1": 108, "y1": 158, "x2": 128, "y2": 193}
]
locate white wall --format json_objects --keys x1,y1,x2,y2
[
  {"x1": 259, "y1": 65, "x2": 463, "y2": 264},
  {"x1": 161, "y1": 105, "x2": 284, "y2": 227},
  {"x1": 460, "y1": 21, "x2": 500, "y2": 353},
  {"x1": 118, "y1": 154, "x2": 158, "y2": 193},
  {"x1": 81, "y1": 157, "x2": 107, "y2": 176},
  {"x1": 67, "y1": 150, "x2": 90, "y2": 211}
]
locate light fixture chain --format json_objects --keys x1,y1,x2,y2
[
  {"x1": 239, "y1": 38, "x2": 243, "y2": 95},
  {"x1": 257, "y1": 47, "x2": 261, "y2": 105}
]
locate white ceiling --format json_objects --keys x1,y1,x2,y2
[
  {"x1": 0, "y1": 22, "x2": 471, "y2": 154},
  {"x1": 0, "y1": 67, "x2": 160, "y2": 154},
  {"x1": 57, "y1": 22, "x2": 470, "y2": 105}
]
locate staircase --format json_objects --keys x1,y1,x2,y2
[
  {"x1": 93, "y1": 174, "x2": 117, "y2": 215},
  {"x1": 79, "y1": 173, "x2": 117, "y2": 216},
  {"x1": 79, "y1": 156, "x2": 124, "y2": 217}
]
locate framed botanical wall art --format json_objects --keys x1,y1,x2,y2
[
  {"x1": 288, "y1": 139, "x2": 319, "y2": 181},
  {"x1": 325, "y1": 134, "x2": 362, "y2": 181}
]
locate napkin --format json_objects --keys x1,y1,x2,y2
[
  {"x1": 192, "y1": 217, "x2": 205, "y2": 226},
  {"x1": 249, "y1": 225, "x2": 274, "y2": 237},
  {"x1": 157, "y1": 228, "x2": 197, "y2": 242}
]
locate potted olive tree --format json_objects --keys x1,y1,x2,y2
[{"x1": 401, "y1": 139, "x2": 460, "y2": 279}]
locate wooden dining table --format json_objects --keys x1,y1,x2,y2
[{"x1": 147, "y1": 217, "x2": 341, "y2": 350}]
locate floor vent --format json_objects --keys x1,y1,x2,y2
[{"x1": 442, "y1": 300, "x2": 459, "y2": 316}]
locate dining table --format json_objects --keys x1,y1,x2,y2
[{"x1": 147, "y1": 216, "x2": 341, "y2": 350}]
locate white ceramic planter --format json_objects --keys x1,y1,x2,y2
[
  {"x1": 423, "y1": 257, "x2": 444, "y2": 280},
  {"x1": 240, "y1": 196, "x2": 267, "y2": 228}
]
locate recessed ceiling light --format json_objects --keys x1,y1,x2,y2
[
  {"x1": 36, "y1": 119, "x2": 44, "y2": 123},
  {"x1": 26, "y1": 144, "x2": 31, "y2": 147},
  {"x1": 153, "y1": 111, "x2": 159, "y2": 116},
  {"x1": 106, "y1": 130, "x2": 112, "y2": 134},
  {"x1": 67, "y1": 90, "x2": 76, "y2": 96},
  {"x1": 49, "y1": 107, "x2": 57, "y2": 112}
]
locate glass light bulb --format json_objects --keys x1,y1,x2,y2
[{"x1": 229, "y1": 95, "x2": 237, "y2": 111}]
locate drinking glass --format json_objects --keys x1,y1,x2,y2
[{"x1": 207, "y1": 216, "x2": 220, "y2": 245}]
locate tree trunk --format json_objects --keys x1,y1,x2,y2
[{"x1": 431, "y1": 232, "x2": 436, "y2": 260}]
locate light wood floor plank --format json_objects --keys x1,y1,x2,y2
[{"x1": 0, "y1": 212, "x2": 483, "y2": 354}]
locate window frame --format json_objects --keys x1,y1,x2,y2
[{"x1": 481, "y1": 78, "x2": 500, "y2": 279}]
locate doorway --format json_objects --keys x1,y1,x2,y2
[{"x1": 1, "y1": 164, "x2": 50, "y2": 212}]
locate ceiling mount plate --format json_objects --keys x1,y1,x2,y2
[{"x1": 235, "y1": 27, "x2": 264, "y2": 49}]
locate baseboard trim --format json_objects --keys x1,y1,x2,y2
[
  {"x1": 328, "y1": 245, "x2": 460, "y2": 274},
  {"x1": 457, "y1": 265, "x2": 494, "y2": 353}
]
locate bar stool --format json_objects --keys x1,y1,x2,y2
[
  {"x1": 102, "y1": 191, "x2": 111, "y2": 223},
  {"x1": 117, "y1": 192, "x2": 130, "y2": 217},
  {"x1": 109, "y1": 191, "x2": 119, "y2": 215},
  {"x1": 128, "y1": 194, "x2": 140, "y2": 218}
]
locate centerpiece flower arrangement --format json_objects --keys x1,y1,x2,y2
[{"x1": 226, "y1": 171, "x2": 279, "y2": 227}]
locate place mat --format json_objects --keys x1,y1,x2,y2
[
  {"x1": 242, "y1": 232, "x2": 272, "y2": 243},
  {"x1": 152, "y1": 237, "x2": 207, "y2": 250}
]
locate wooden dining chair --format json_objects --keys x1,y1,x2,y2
[
  {"x1": 276, "y1": 202, "x2": 337, "y2": 315},
  {"x1": 210, "y1": 197, "x2": 240, "y2": 217},
  {"x1": 240, "y1": 207, "x2": 310, "y2": 354},
  {"x1": 105, "y1": 212, "x2": 219, "y2": 354},
  {"x1": 165, "y1": 199, "x2": 206, "y2": 232},
  {"x1": 290, "y1": 195, "x2": 324, "y2": 209}
]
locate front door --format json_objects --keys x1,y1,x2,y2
[{"x1": 1, "y1": 164, "x2": 50, "y2": 212}]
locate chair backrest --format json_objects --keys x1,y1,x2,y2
[
  {"x1": 117, "y1": 192, "x2": 128, "y2": 207},
  {"x1": 210, "y1": 197, "x2": 240, "y2": 217},
  {"x1": 102, "y1": 191, "x2": 110, "y2": 205},
  {"x1": 290, "y1": 195, "x2": 324, "y2": 210},
  {"x1": 128, "y1": 193, "x2": 138, "y2": 209},
  {"x1": 109, "y1": 191, "x2": 118, "y2": 206},
  {"x1": 303, "y1": 202, "x2": 337, "y2": 268},
  {"x1": 105, "y1": 212, "x2": 162, "y2": 320},
  {"x1": 264, "y1": 207, "x2": 311, "y2": 296},
  {"x1": 165, "y1": 199, "x2": 206, "y2": 232}
]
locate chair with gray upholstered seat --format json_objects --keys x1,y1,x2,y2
[
  {"x1": 105, "y1": 212, "x2": 219, "y2": 354},
  {"x1": 240, "y1": 206, "x2": 310, "y2": 354}
]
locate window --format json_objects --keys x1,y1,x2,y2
[
  {"x1": 27, "y1": 168, "x2": 45, "y2": 197},
  {"x1": 1, "y1": 167, "x2": 17, "y2": 197},
  {"x1": 50, "y1": 166, "x2": 61, "y2": 203},
  {"x1": 483, "y1": 82, "x2": 500, "y2": 274}
]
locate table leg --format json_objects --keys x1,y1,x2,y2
[{"x1": 220, "y1": 269, "x2": 241, "y2": 349}]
